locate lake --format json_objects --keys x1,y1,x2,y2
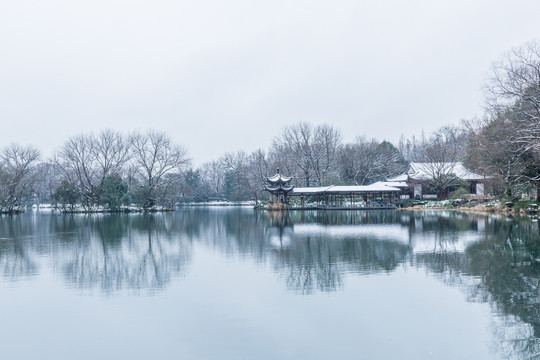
[{"x1": 0, "y1": 208, "x2": 539, "y2": 359}]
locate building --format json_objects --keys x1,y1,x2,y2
[
  {"x1": 264, "y1": 169, "x2": 400, "y2": 209},
  {"x1": 291, "y1": 182, "x2": 400, "y2": 208},
  {"x1": 265, "y1": 169, "x2": 294, "y2": 204},
  {"x1": 387, "y1": 162, "x2": 487, "y2": 199}
]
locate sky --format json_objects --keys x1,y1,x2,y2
[{"x1": 1, "y1": 0, "x2": 539, "y2": 166}]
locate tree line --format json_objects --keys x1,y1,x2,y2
[
  {"x1": 465, "y1": 41, "x2": 540, "y2": 200},
  {"x1": 1, "y1": 40, "x2": 539, "y2": 212},
  {"x1": 0, "y1": 130, "x2": 189, "y2": 212}
]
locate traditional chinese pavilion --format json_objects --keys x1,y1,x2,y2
[
  {"x1": 264, "y1": 170, "x2": 401, "y2": 210},
  {"x1": 265, "y1": 169, "x2": 294, "y2": 205}
]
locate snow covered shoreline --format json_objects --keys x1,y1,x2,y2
[{"x1": 400, "y1": 199, "x2": 538, "y2": 217}]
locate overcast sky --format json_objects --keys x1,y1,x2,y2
[{"x1": 1, "y1": 0, "x2": 539, "y2": 165}]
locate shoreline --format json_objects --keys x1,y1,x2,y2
[{"x1": 399, "y1": 204, "x2": 538, "y2": 217}]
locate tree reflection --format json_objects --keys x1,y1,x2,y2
[
  {"x1": 0, "y1": 213, "x2": 193, "y2": 293},
  {"x1": 464, "y1": 217, "x2": 540, "y2": 358},
  {"x1": 3, "y1": 209, "x2": 540, "y2": 358},
  {"x1": 264, "y1": 210, "x2": 411, "y2": 294},
  {"x1": 60, "y1": 214, "x2": 192, "y2": 294},
  {"x1": 0, "y1": 215, "x2": 39, "y2": 279}
]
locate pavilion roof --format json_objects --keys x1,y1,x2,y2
[
  {"x1": 265, "y1": 185, "x2": 294, "y2": 192},
  {"x1": 267, "y1": 173, "x2": 292, "y2": 184}
]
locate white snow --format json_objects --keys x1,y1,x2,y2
[
  {"x1": 292, "y1": 183, "x2": 400, "y2": 194},
  {"x1": 408, "y1": 162, "x2": 486, "y2": 181}
]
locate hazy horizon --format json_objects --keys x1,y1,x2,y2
[{"x1": 2, "y1": 0, "x2": 539, "y2": 165}]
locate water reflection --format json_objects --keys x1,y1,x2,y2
[
  {"x1": 465, "y1": 218, "x2": 540, "y2": 357},
  {"x1": 0, "y1": 210, "x2": 536, "y2": 293},
  {"x1": 1, "y1": 209, "x2": 540, "y2": 357},
  {"x1": 0, "y1": 213, "x2": 193, "y2": 293},
  {"x1": 265, "y1": 212, "x2": 411, "y2": 294},
  {"x1": 0, "y1": 210, "x2": 533, "y2": 295}
]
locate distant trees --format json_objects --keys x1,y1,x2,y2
[
  {"x1": 219, "y1": 150, "x2": 270, "y2": 204},
  {"x1": 338, "y1": 138, "x2": 406, "y2": 185},
  {"x1": 57, "y1": 130, "x2": 131, "y2": 208},
  {"x1": 179, "y1": 169, "x2": 208, "y2": 203},
  {"x1": 220, "y1": 151, "x2": 251, "y2": 202},
  {"x1": 272, "y1": 122, "x2": 342, "y2": 186},
  {"x1": 0, "y1": 144, "x2": 40, "y2": 212},
  {"x1": 198, "y1": 160, "x2": 225, "y2": 202},
  {"x1": 130, "y1": 130, "x2": 190, "y2": 207},
  {"x1": 179, "y1": 149, "x2": 270, "y2": 205},
  {"x1": 33, "y1": 161, "x2": 62, "y2": 206},
  {"x1": 49, "y1": 129, "x2": 190, "y2": 211},
  {"x1": 245, "y1": 149, "x2": 271, "y2": 204},
  {"x1": 51, "y1": 180, "x2": 80, "y2": 211}
]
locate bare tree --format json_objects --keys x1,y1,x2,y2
[
  {"x1": 338, "y1": 137, "x2": 406, "y2": 185},
  {"x1": 338, "y1": 137, "x2": 381, "y2": 185},
  {"x1": 33, "y1": 160, "x2": 63, "y2": 205},
  {"x1": 221, "y1": 151, "x2": 250, "y2": 201},
  {"x1": 312, "y1": 124, "x2": 342, "y2": 185},
  {"x1": 57, "y1": 133, "x2": 95, "y2": 206},
  {"x1": 418, "y1": 137, "x2": 463, "y2": 199},
  {"x1": 431, "y1": 125, "x2": 468, "y2": 161},
  {"x1": 199, "y1": 160, "x2": 225, "y2": 201},
  {"x1": 246, "y1": 149, "x2": 270, "y2": 204},
  {"x1": 272, "y1": 122, "x2": 341, "y2": 186},
  {"x1": 219, "y1": 149, "x2": 270, "y2": 203},
  {"x1": 273, "y1": 122, "x2": 316, "y2": 186},
  {"x1": 57, "y1": 130, "x2": 130, "y2": 207},
  {"x1": 398, "y1": 130, "x2": 428, "y2": 162},
  {"x1": 484, "y1": 40, "x2": 540, "y2": 198},
  {"x1": 485, "y1": 40, "x2": 540, "y2": 122},
  {"x1": 130, "y1": 130, "x2": 190, "y2": 207},
  {"x1": 465, "y1": 115, "x2": 530, "y2": 196},
  {"x1": 91, "y1": 129, "x2": 131, "y2": 182},
  {"x1": 0, "y1": 144, "x2": 40, "y2": 212}
]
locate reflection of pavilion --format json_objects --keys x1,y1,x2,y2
[{"x1": 264, "y1": 210, "x2": 294, "y2": 248}]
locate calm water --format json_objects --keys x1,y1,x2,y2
[{"x1": 1, "y1": 208, "x2": 539, "y2": 359}]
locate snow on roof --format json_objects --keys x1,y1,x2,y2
[
  {"x1": 380, "y1": 181, "x2": 409, "y2": 188},
  {"x1": 408, "y1": 162, "x2": 485, "y2": 181},
  {"x1": 386, "y1": 174, "x2": 408, "y2": 182},
  {"x1": 267, "y1": 173, "x2": 292, "y2": 183},
  {"x1": 292, "y1": 186, "x2": 334, "y2": 194},
  {"x1": 292, "y1": 183, "x2": 400, "y2": 194},
  {"x1": 361, "y1": 182, "x2": 402, "y2": 192}
]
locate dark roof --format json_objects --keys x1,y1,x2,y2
[{"x1": 265, "y1": 185, "x2": 294, "y2": 193}]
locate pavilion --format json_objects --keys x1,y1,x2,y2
[
  {"x1": 290, "y1": 182, "x2": 400, "y2": 209},
  {"x1": 265, "y1": 170, "x2": 400, "y2": 209},
  {"x1": 265, "y1": 169, "x2": 294, "y2": 205}
]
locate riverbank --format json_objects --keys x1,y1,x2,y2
[
  {"x1": 400, "y1": 198, "x2": 539, "y2": 217},
  {"x1": 23, "y1": 204, "x2": 175, "y2": 214},
  {"x1": 180, "y1": 201, "x2": 256, "y2": 207},
  {"x1": 3, "y1": 201, "x2": 258, "y2": 214}
]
